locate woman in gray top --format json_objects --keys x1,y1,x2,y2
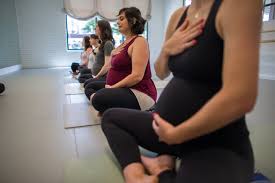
[{"x1": 83, "y1": 20, "x2": 114, "y2": 87}]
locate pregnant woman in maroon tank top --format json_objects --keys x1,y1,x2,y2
[{"x1": 89, "y1": 7, "x2": 157, "y2": 114}]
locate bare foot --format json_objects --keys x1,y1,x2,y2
[
  {"x1": 123, "y1": 163, "x2": 158, "y2": 183},
  {"x1": 143, "y1": 175, "x2": 158, "y2": 183},
  {"x1": 141, "y1": 155, "x2": 175, "y2": 175},
  {"x1": 126, "y1": 175, "x2": 157, "y2": 183}
]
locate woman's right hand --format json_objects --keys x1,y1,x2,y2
[{"x1": 163, "y1": 19, "x2": 204, "y2": 57}]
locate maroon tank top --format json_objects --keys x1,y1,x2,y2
[{"x1": 106, "y1": 36, "x2": 157, "y2": 101}]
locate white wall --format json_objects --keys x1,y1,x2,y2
[
  {"x1": 14, "y1": 0, "x2": 167, "y2": 69},
  {"x1": 247, "y1": 79, "x2": 275, "y2": 181},
  {"x1": 164, "y1": 0, "x2": 183, "y2": 32},
  {"x1": 148, "y1": 0, "x2": 165, "y2": 79},
  {"x1": 0, "y1": 0, "x2": 20, "y2": 69},
  {"x1": 15, "y1": 0, "x2": 80, "y2": 68},
  {"x1": 260, "y1": 20, "x2": 275, "y2": 80}
]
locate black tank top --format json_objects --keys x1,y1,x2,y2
[
  {"x1": 155, "y1": 0, "x2": 250, "y2": 157},
  {"x1": 168, "y1": 1, "x2": 223, "y2": 85}
]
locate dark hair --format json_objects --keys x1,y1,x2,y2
[
  {"x1": 90, "y1": 34, "x2": 99, "y2": 40},
  {"x1": 97, "y1": 20, "x2": 115, "y2": 51},
  {"x1": 83, "y1": 36, "x2": 92, "y2": 51},
  {"x1": 118, "y1": 7, "x2": 146, "y2": 35}
]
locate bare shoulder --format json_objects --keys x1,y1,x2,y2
[
  {"x1": 133, "y1": 36, "x2": 148, "y2": 46},
  {"x1": 217, "y1": 0, "x2": 262, "y2": 18},
  {"x1": 216, "y1": 0, "x2": 262, "y2": 39}
]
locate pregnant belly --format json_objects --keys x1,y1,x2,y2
[{"x1": 155, "y1": 77, "x2": 220, "y2": 125}]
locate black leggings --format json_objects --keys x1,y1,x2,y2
[
  {"x1": 84, "y1": 76, "x2": 106, "y2": 88},
  {"x1": 101, "y1": 108, "x2": 254, "y2": 183},
  {"x1": 78, "y1": 73, "x2": 93, "y2": 83},
  {"x1": 84, "y1": 79, "x2": 106, "y2": 100},
  {"x1": 84, "y1": 80, "x2": 140, "y2": 113},
  {"x1": 92, "y1": 88, "x2": 141, "y2": 113}
]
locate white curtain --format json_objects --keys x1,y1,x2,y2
[{"x1": 64, "y1": 0, "x2": 152, "y2": 20}]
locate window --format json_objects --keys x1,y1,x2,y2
[
  {"x1": 66, "y1": 15, "x2": 148, "y2": 50},
  {"x1": 184, "y1": 0, "x2": 191, "y2": 6},
  {"x1": 184, "y1": 1, "x2": 275, "y2": 22},
  {"x1": 263, "y1": 0, "x2": 275, "y2": 21}
]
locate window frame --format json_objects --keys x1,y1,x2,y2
[
  {"x1": 66, "y1": 15, "x2": 149, "y2": 51},
  {"x1": 263, "y1": 0, "x2": 275, "y2": 21}
]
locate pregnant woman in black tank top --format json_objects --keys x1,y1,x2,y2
[{"x1": 101, "y1": 0, "x2": 262, "y2": 182}]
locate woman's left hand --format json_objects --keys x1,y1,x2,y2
[{"x1": 152, "y1": 113, "x2": 180, "y2": 145}]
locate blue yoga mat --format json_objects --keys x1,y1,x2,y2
[{"x1": 251, "y1": 172, "x2": 272, "y2": 183}]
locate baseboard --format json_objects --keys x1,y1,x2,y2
[{"x1": 0, "y1": 65, "x2": 22, "y2": 76}]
